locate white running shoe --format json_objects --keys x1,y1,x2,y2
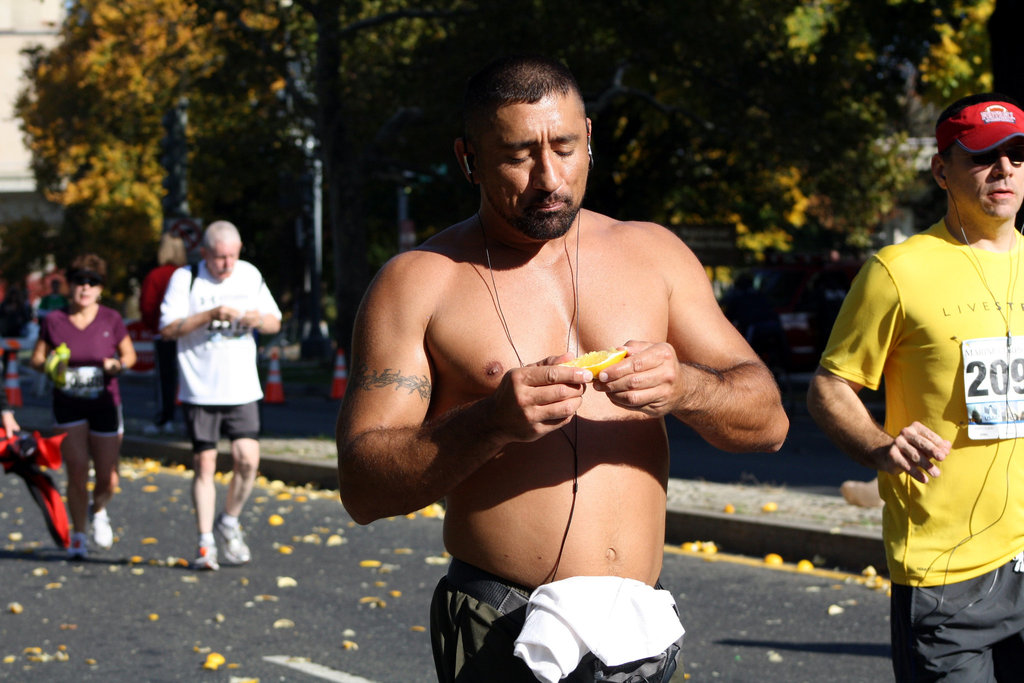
[
  {"x1": 215, "y1": 514, "x2": 251, "y2": 565},
  {"x1": 193, "y1": 543, "x2": 219, "y2": 571},
  {"x1": 68, "y1": 532, "x2": 88, "y2": 559},
  {"x1": 91, "y1": 507, "x2": 113, "y2": 549},
  {"x1": 142, "y1": 423, "x2": 161, "y2": 436}
]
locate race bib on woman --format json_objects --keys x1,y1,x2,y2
[{"x1": 59, "y1": 366, "x2": 104, "y2": 400}]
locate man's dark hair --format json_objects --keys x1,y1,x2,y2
[{"x1": 462, "y1": 55, "x2": 583, "y2": 143}]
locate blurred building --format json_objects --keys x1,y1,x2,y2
[{"x1": 0, "y1": 0, "x2": 64, "y2": 226}]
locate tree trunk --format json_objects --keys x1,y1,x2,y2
[
  {"x1": 989, "y1": 0, "x2": 1024, "y2": 227},
  {"x1": 989, "y1": 0, "x2": 1024, "y2": 102},
  {"x1": 316, "y1": 0, "x2": 367, "y2": 357}
]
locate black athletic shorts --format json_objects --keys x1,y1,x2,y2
[
  {"x1": 430, "y1": 558, "x2": 684, "y2": 682},
  {"x1": 891, "y1": 553, "x2": 1024, "y2": 681},
  {"x1": 184, "y1": 402, "x2": 260, "y2": 452},
  {"x1": 53, "y1": 390, "x2": 122, "y2": 435}
]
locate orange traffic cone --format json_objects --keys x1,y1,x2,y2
[
  {"x1": 264, "y1": 350, "x2": 285, "y2": 404},
  {"x1": 5, "y1": 340, "x2": 23, "y2": 408},
  {"x1": 330, "y1": 349, "x2": 348, "y2": 399}
]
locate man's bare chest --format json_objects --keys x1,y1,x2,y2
[{"x1": 425, "y1": 268, "x2": 668, "y2": 398}]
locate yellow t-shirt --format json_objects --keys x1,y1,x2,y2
[{"x1": 821, "y1": 220, "x2": 1024, "y2": 585}]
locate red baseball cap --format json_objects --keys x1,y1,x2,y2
[{"x1": 936, "y1": 101, "x2": 1024, "y2": 153}]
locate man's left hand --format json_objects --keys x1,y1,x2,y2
[{"x1": 592, "y1": 340, "x2": 681, "y2": 417}]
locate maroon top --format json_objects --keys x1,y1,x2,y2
[
  {"x1": 139, "y1": 263, "x2": 179, "y2": 332},
  {"x1": 40, "y1": 306, "x2": 127, "y2": 404}
]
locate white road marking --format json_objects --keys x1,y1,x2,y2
[{"x1": 263, "y1": 655, "x2": 379, "y2": 682}]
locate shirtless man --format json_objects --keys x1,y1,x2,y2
[{"x1": 336, "y1": 55, "x2": 788, "y2": 682}]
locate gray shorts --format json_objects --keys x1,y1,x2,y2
[
  {"x1": 891, "y1": 553, "x2": 1024, "y2": 682},
  {"x1": 184, "y1": 402, "x2": 260, "y2": 452},
  {"x1": 430, "y1": 558, "x2": 683, "y2": 682}
]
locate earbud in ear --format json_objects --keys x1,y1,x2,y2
[
  {"x1": 463, "y1": 154, "x2": 475, "y2": 180},
  {"x1": 586, "y1": 122, "x2": 594, "y2": 170}
]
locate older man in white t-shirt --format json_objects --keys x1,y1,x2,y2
[{"x1": 160, "y1": 220, "x2": 282, "y2": 570}]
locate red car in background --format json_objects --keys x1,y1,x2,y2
[{"x1": 725, "y1": 262, "x2": 863, "y2": 372}]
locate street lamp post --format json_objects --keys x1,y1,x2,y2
[{"x1": 300, "y1": 152, "x2": 329, "y2": 359}]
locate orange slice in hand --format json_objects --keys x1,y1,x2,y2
[{"x1": 560, "y1": 348, "x2": 628, "y2": 374}]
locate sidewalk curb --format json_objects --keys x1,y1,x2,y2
[
  {"x1": 124, "y1": 436, "x2": 340, "y2": 491},
  {"x1": 664, "y1": 506, "x2": 885, "y2": 572},
  {"x1": 122, "y1": 435, "x2": 885, "y2": 574}
]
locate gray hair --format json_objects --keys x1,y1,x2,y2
[{"x1": 204, "y1": 220, "x2": 242, "y2": 249}]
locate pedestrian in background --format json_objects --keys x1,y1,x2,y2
[
  {"x1": 1, "y1": 284, "x2": 32, "y2": 339},
  {"x1": 139, "y1": 233, "x2": 187, "y2": 435},
  {"x1": 36, "y1": 278, "x2": 67, "y2": 319},
  {"x1": 30, "y1": 253, "x2": 136, "y2": 559},
  {"x1": 720, "y1": 272, "x2": 789, "y2": 374},
  {"x1": 808, "y1": 93, "x2": 1024, "y2": 681},
  {"x1": 159, "y1": 221, "x2": 281, "y2": 571},
  {"x1": 0, "y1": 376, "x2": 20, "y2": 435}
]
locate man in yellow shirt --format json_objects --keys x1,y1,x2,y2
[{"x1": 808, "y1": 94, "x2": 1024, "y2": 681}]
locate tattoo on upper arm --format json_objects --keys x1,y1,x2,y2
[{"x1": 352, "y1": 362, "x2": 431, "y2": 400}]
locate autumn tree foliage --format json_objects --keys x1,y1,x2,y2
[
  {"x1": 11, "y1": 0, "x2": 1001, "y2": 347},
  {"x1": 14, "y1": 0, "x2": 310, "y2": 297},
  {"x1": 14, "y1": 1, "x2": 217, "y2": 290}
]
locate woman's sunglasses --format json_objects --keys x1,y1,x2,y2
[{"x1": 69, "y1": 275, "x2": 103, "y2": 287}]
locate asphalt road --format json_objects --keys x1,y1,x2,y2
[{"x1": 1, "y1": 459, "x2": 892, "y2": 682}]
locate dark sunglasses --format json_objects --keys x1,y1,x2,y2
[
  {"x1": 970, "y1": 146, "x2": 1024, "y2": 167},
  {"x1": 69, "y1": 275, "x2": 103, "y2": 287}
]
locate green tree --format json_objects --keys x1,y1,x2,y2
[
  {"x1": 14, "y1": 0, "x2": 215, "y2": 292},
  {"x1": 13, "y1": 0, "x2": 998, "y2": 350},
  {"x1": 390, "y1": 0, "x2": 993, "y2": 258},
  {"x1": 14, "y1": 0, "x2": 311, "y2": 299}
]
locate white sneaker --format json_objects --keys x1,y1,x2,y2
[
  {"x1": 143, "y1": 424, "x2": 161, "y2": 436},
  {"x1": 90, "y1": 508, "x2": 113, "y2": 549},
  {"x1": 161, "y1": 422, "x2": 177, "y2": 435},
  {"x1": 68, "y1": 532, "x2": 88, "y2": 559},
  {"x1": 193, "y1": 543, "x2": 219, "y2": 571},
  {"x1": 215, "y1": 514, "x2": 251, "y2": 565}
]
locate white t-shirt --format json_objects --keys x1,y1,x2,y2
[{"x1": 159, "y1": 260, "x2": 281, "y2": 405}]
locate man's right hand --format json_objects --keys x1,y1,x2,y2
[
  {"x1": 808, "y1": 367, "x2": 951, "y2": 485},
  {"x1": 877, "y1": 421, "x2": 950, "y2": 483},
  {"x1": 487, "y1": 357, "x2": 589, "y2": 444}
]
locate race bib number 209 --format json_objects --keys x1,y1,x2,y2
[{"x1": 963, "y1": 336, "x2": 1024, "y2": 440}]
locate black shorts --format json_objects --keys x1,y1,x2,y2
[
  {"x1": 52, "y1": 390, "x2": 123, "y2": 435},
  {"x1": 430, "y1": 558, "x2": 683, "y2": 682},
  {"x1": 891, "y1": 553, "x2": 1024, "y2": 681},
  {"x1": 184, "y1": 402, "x2": 260, "y2": 452}
]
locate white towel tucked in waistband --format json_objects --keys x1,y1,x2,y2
[{"x1": 512, "y1": 576, "x2": 685, "y2": 683}]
